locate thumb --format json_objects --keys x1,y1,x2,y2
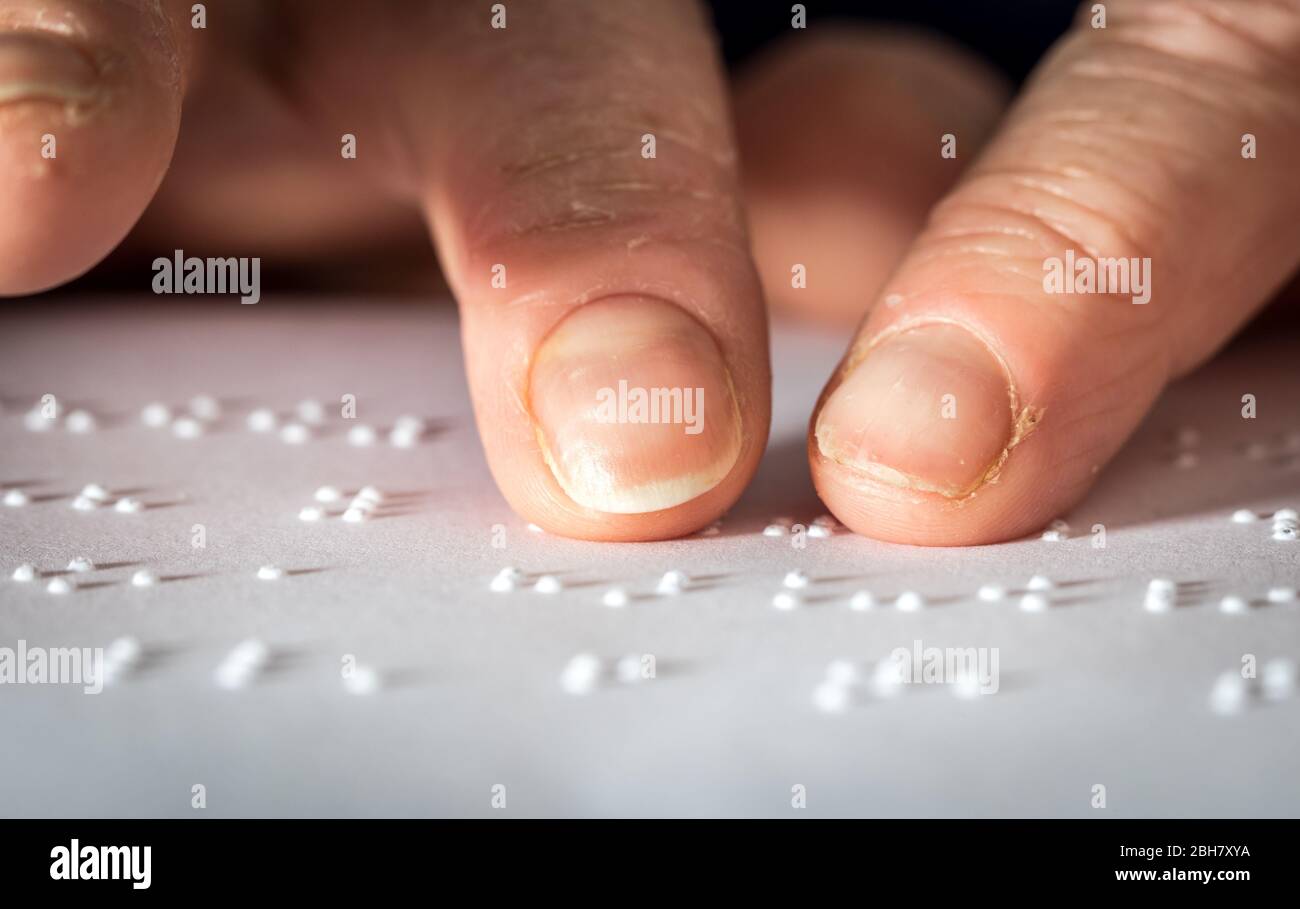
[{"x1": 810, "y1": 0, "x2": 1300, "y2": 545}]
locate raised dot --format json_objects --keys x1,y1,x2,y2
[
  {"x1": 782, "y1": 570, "x2": 810, "y2": 589},
  {"x1": 762, "y1": 524, "x2": 788, "y2": 537},
  {"x1": 131, "y1": 569, "x2": 158, "y2": 588},
  {"x1": 559, "y1": 653, "x2": 602, "y2": 695},
  {"x1": 66, "y1": 556, "x2": 94, "y2": 573},
  {"x1": 848, "y1": 590, "x2": 876, "y2": 611},
  {"x1": 312, "y1": 486, "x2": 342, "y2": 503},
  {"x1": 246, "y1": 408, "x2": 278, "y2": 432},
  {"x1": 141, "y1": 403, "x2": 171, "y2": 428},
  {"x1": 298, "y1": 506, "x2": 324, "y2": 522},
  {"x1": 280, "y1": 423, "x2": 310, "y2": 445},
  {"x1": 171, "y1": 417, "x2": 204, "y2": 439},
  {"x1": 70, "y1": 495, "x2": 98, "y2": 512},
  {"x1": 24, "y1": 408, "x2": 55, "y2": 432},
  {"x1": 1230, "y1": 509, "x2": 1258, "y2": 524},
  {"x1": 489, "y1": 567, "x2": 524, "y2": 593},
  {"x1": 65, "y1": 409, "x2": 96, "y2": 433},
  {"x1": 1261, "y1": 659, "x2": 1296, "y2": 701},
  {"x1": 1208, "y1": 671, "x2": 1251, "y2": 716},
  {"x1": 295, "y1": 399, "x2": 325, "y2": 425},
  {"x1": 343, "y1": 666, "x2": 382, "y2": 695},
  {"x1": 1173, "y1": 452, "x2": 1197, "y2": 470},
  {"x1": 534, "y1": 574, "x2": 563, "y2": 594},
  {"x1": 256, "y1": 565, "x2": 284, "y2": 581},
  {"x1": 806, "y1": 524, "x2": 831, "y2": 539},
  {"x1": 356, "y1": 486, "x2": 383, "y2": 504},
  {"x1": 347, "y1": 424, "x2": 377, "y2": 447},
  {"x1": 189, "y1": 395, "x2": 221, "y2": 421},
  {"x1": 11, "y1": 563, "x2": 37, "y2": 582},
  {"x1": 1273, "y1": 527, "x2": 1298, "y2": 542},
  {"x1": 80, "y1": 483, "x2": 110, "y2": 502},
  {"x1": 114, "y1": 497, "x2": 144, "y2": 514},
  {"x1": 1218, "y1": 595, "x2": 1249, "y2": 615},
  {"x1": 977, "y1": 584, "x2": 1007, "y2": 602},
  {"x1": 656, "y1": 570, "x2": 690, "y2": 595},
  {"x1": 1019, "y1": 592, "x2": 1048, "y2": 613},
  {"x1": 772, "y1": 590, "x2": 801, "y2": 611},
  {"x1": 615, "y1": 654, "x2": 644, "y2": 684},
  {"x1": 1273, "y1": 508, "x2": 1299, "y2": 522},
  {"x1": 895, "y1": 591, "x2": 925, "y2": 612},
  {"x1": 825, "y1": 659, "x2": 860, "y2": 686},
  {"x1": 601, "y1": 587, "x2": 629, "y2": 608},
  {"x1": 3, "y1": 489, "x2": 29, "y2": 507},
  {"x1": 1026, "y1": 575, "x2": 1054, "y2": 591},
  {"x1": 1266, "y1": 586, "x2": 1296, "y2": 604},
  {"x1": 389, "y1": 426, "x2": 420, "y2": 449},
  {"x1": 341, "y1": 507, "x2": 367, "y2": 523},
  {"x1": 46, "y1": 577, "x2": 72, "y2": 595}
]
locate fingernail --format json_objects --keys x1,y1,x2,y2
[
  {"x1": 0, "y1": 33, "x2": 98, "y2": 106},
  {"x1": 815, "y1": 323, "x2": 1017, "y2": 496},
  {"x1": 528, "y1": 296, "x2": 742, "y2": 514}
]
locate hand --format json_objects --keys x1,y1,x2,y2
[{"x1": 3, "y1": 1, "x2": 1296, "y2": 545}]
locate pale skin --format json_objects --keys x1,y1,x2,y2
[{"x1": 2, "y1": 0, "x2": 1298, "y2": 544}]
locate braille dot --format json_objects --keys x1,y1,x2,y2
[
  {"x1": 1208, "y1": 671, "x2": 1250, "y2": 716},
  {"x1": 848, "y1": 590, "x2": 876, "y2": 611},
  {"x1": 114, "y1": 497, "x2": 143, "y2": 514},
  {"x1": 246, "y1": 408, "x2": 278, "y2": 432},
  {"x1": 870, "y1": 657, "x2": 907, "y2": 697},
  {"x1": 534, "y1": 574, "x2": 563, "y2": 594},
  {"x1": 895, "y1": 591, "x2": 925, "y2": 612},
  {"x1": 141, "y1": 403, "x2": 171, "y2": 428},
  {"x1": 227, "y1": 639, "x2": 270, "y2": 668},
  {"x1": 811, "y1": 514, "x2": 839, "y2": 529},
  {"x1": 696, "y1": 520, "x2": 721, "y2": 537},
  {"x1": 3, "y1": 489, "x2": 29, "y2": 507},
  {"x1": 1245, "y1": 443, "x2": 1270, "y2": 461},
  {"x1": 215, "y1": 639, "x2": 270, "y2": 690},
  {"x1": 347, "y1": 424, "x2": 377, "y2": 446},
  {"x1": 1273, "y1": 527, "x2": 1298, "y2": 542},
  {"x1": 389, "y1": 426, "x2": 420, "y2": 448},
  {"x1": 782, "y1": 570, "x2": 810, "y2": 589},
  {"x1": 46, "y1": 577, "x2": 72, "y2": 595},
  {"x1": 1144, "y1": 579, "x2": 1176, "y2": 613},
  {"x1": 1218, "y1": 595, "x2": 1249, "y2": 614},
  {"x1": 559, "y1": 653, "x2": 602, "y2": 695},
  {"x1": 171, "y1": 417, "x2": 204, "y2": 439},
  {"x1": 1266, "y1": 586, "x2": 1296, "y2": 603},
  {"x1": 656, "y1": 570, "x2": 689, "y2": 595},
  {"x1": 343, "y1": 666, "x2": 381, "y2": 695},
  {"x1": 65, "y1": 409, "x2": 96, "y2": 433},
  {"x1": 11, "y1": 563, "x2": 37, "y2": 582},
  {"x1": 80, "y1": 483, "x2": 110, "y2": 502},
  {"x1": 356, "y1": 486, "x2": 383, "y2": 504},
  {"x1": 280, "y1": 423, "x2": 310, "y2": 445},
  {"x1": 106, "y1": 636, "x2": 142, "y2": 664},
  {"x1": 615, "y1": 654, "x2": 644, "y2": 684},
  {"x1": 527, "y1": 523, "x2": 544, "y2": 534},
  {"x1": 256, "y1": 565, "x2": 284, "y2": 581},
  {"x1": 131, "y1": 569, "x2": 158, "y2": 588},
  {"x1": 1230, "y1": 509, "x2": 1257, "y2": 523},
  {"x1": 1174, "y1": 427, "x2": 1200, "y2": 448},
  {"x1": 489, "y1": 567, "x2": 524, "y2": 593},
  {"x1": 24, "y1": 408, "x2": 55, "y2": 432},
  {"x1": 1041, "y1": 529, "x2": 1068, "y2": 542},
  {"x1": 71, "y1": 495, "x2": 98, "y2": 511},
  {"x1": 66, "y1": 556, "x2": 94, "y2": 573},
  {"x1": 313, "y1": 486, "x2": 342, "y2": 503},
  {"x1": 298, "y1": 506, "x2": 324, "y2": 522},
  {"x1": 806, "y1": 524, "x2": 831, "y2": 539},
  {"x1": 1026, "y1": 575, "x2": 1054, "y2": 591},
  {"x1": 601, "y1": 587, "x2": 629, "y2": 608},
  {"x1": 762, "y1": 524, "x2": 788, "y2": 537},
  {"x1": 1261, "y1": 659, "x2": 1296, "y2": 701},
  {"x1": 977, "y1": 584, "x2": 1007, "y2": 602},
  {"x1": 812, "y1": 681, "x2": 850, "y2": 714},
  {"x1": 772, "y1": 590, "x2": 801, "y2": 610},
  {"x1": 394, "y1": 415, "x2": 426, "y2": 436},
  {"x1": 1273, "y1": 508, "x2": 1298, "y2": 522},
  {"x1": 189, "y1": 395, "x2": 221, "y2": 421},
  {"x1": 1019, "y1": 592, "x2": 1049, "y2": 613},
  {"x1": 342, "y1": 507, "x2": 367, "y2": 523},
  {"x1": 295, "y1": 399, "x2": 325, "y2": 425}
]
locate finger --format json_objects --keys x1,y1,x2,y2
[
  {"x1": 809, "y1": 0, "x2": 1300, "y2": 545},
  {"x1": 295, "y1": 0, "x2": 770, "y2": 541},
  {"x1": 734, "y1": 26, "x2": 1011, "y2": 326},
  {"x1": 0, "y1": 0, "x2": 194, "y2": 294}
]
